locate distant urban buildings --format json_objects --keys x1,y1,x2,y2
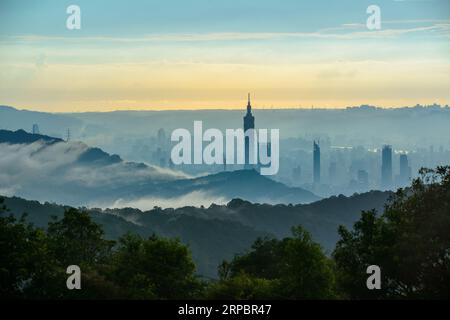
[
  {"x1": 293, "y1": 165, "x2": 302, "y2": 182},
  {"x1": 328, "y1": 161, "x2": 337, "y2": 185},
  {"x1": 154, "y1": 128, "x2": 169, "y2": 167},
  {"x1": 381, "y1": 145, "x2": 393, "y2": 189},
  {"x1": 398, "y1": 154, "x2": 412, "y2": 186},
  {"x1": 32, "y1": 124, "x2": 40, "y2": 135},
  {"x1": 157, "y1": 128, "x2": 166, "y2": 147},
  {"x1": 21, "y1": 104, "x2": 448, "y2": 198},
  {"x1": 313, "y1": 141, "x2": 321, "y2": 184},
  {"x1": 357, "y1": 169, "x2": 369, "y2": 190}
]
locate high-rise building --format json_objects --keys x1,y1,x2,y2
[
  {"x1": 399, "y1": 154, "x2": 411, "y2": 185},
  {"x1": 328, "y1": 161, "x2": 337, "y2": 185},
  {"x1": 293, "y1": 165, "x2": 302, "y2": 183},
  {"x1": 313, "y1": 140, "x2": 321, "y2": 184},
  {"x1": 157, "y1": 128, "x2": 166, "y2": 147},
  {"x1": 381, "y1": 145, "x2": 393, "y2": 189},
  {"x1": 243, "y1": 93, "x2": 255, "y2": 168},
  {"x1": 32, "y1": 124, "x2": 40, "y2": 135},
  {"x1": 154, "y1": 146, "x2": 166, "y2": 167},
  {"x1": 357, "y1": 169, "x2": 369, "y2": 190}
]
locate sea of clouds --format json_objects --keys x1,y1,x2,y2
[{"x1": 0, "y1": 141, "x2": 207, "y2": 209}]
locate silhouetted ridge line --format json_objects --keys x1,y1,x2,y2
[{"x1": 0, "y1": 129, "x2": 63, "y2": 144}]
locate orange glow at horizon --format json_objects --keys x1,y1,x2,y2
[{"x1": 1, "y1": 60, "x2": 448, "y2": 112}]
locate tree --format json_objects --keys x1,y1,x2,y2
[
  {"x1": 206, "y1": 273, "x2": 278, "y2": 300},
  {"x1": 333, "y1": 166, "x2": 450, "y2": 299},
  {"x1": 0, "y1": 198, "x2": 62, "y2": 298},
  {"x1": 280, "y1": 226, "x2": 336, "y2": 299},
  {"x1": 47, "y1": 208, "x2": 114, "y2": 267},
  {"x1": 224, "y1": 237, "x2": 285, "y2": 280},
  {"x1": 210, "y1": 226, "x2": 336, "y2": 299},
  {"x1": 109, "y1": 233, "x2": 203, "y2": 299}
]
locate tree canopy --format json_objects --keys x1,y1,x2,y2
[
  {"x1": 1, "y1": 166, "x2": 449, "y2": 299},
  {"x1": 333, "y1": 166, "x2": 450, "y2": 299},
  {"x1": 210, "y1": 226, "x2": 336, "y2": 299}
]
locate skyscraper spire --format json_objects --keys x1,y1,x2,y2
[{"x1": 243, "y1": 93, "x2": 255, "y2": 168}]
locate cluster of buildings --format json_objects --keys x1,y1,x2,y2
[
  {"x1": 147, "y1": 96, "x2": 417, "y2": 194},
  {"x1": 311, "y1": 142, "x2": 412, "y2": 192},
  {"x1": 103, "y1": 96, "x2": 446, "y2": 196}
]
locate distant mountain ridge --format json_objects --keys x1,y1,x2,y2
[
  {"x1": 0, "y1": 129, "x2": 62, "y2": 144},
  {"x1": 156, "y1": 169, "x2": 320, "y2": 204},
  {"x1": 0, "y1": 129, "x2": 123, "y2": 165},
  {"x1": 0, "y1": 105, "x2": 83, "y2": 140}
]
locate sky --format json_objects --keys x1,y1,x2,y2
[{"x1": 0, "y1": 0, "x2": 449, "y2": 112}]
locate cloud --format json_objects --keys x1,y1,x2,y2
[
  {"x1": 0, "y1": 140, "x2": 188, "y2": 204},
  {"x1": 4, "y1": 22, "x2": 450, "y2": 45},
  {"x1": 103, "y1": 191, "x2": 228, "y2": 211}
]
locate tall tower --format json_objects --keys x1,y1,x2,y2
[
  {"x1": 313, "y1": 140, "x2": 321, "y2": 184},
  {"x1": 381, "y1": 145, "x2": 393, "y2": 189},
  {"x1": 243, "y1": 93, "x2": 255, "y2": 167}
]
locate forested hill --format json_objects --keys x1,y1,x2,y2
[
  {"x1": 2, "y1": 190, "x2": 390, "y2": 278},
  {"x1": 0, "y1": 129, "x2": 62, "y2": 144}
]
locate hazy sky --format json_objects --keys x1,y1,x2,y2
[{"x1": 0, "y1": 0, "x2": 449, "y2": 111}]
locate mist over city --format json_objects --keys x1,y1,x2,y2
[{"x1": 2, "y1": 103, "x2": 449, "y2": 205}]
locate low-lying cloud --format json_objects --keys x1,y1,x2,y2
[
  {"x1": 103, "y1": 191, "x2": 228, "y2": 211},
  {"x1": 0, "y1": 140, "x2": 189, "y2": 206}
]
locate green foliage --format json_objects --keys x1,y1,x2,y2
[
  {"x1": 206, "y1": 273, "x2": 279, "y2": 300},
  {"x1": 0, "y1": 203, "x2": 202, "y2": 299},
  {"x1": 211, "y1": 226, "x2": 336, "y2": 299},
  {"x1": 333, "y1": 166, "x2": 450, "y2": 299},
  {"x1": 109, "y1": 233, "x2": 204, "y2": 299},
  {"x1": 281, "y1": 227, "x2": 336, "y2": 299},
  {"x1": 0, "y1": 204, "x2": 63, "y2": 298},
  {"x1": 223, "y1": 237, "x2": 285, "y2": 280},
  {"x1": 47, "y1": 208, "x2": 114, "y2": 266},
  {"x1": 2, "y1": 189, "x2": 390, "y2": 278},
  {"x1": 1, "y1": 166, "x2": 448, "y2": 299}
]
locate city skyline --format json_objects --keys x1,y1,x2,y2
[
  {"x1": 2, "y1": 101, "x2": 442, "y2": 201},
  {"x1": 0, "y1": 0, "x2": 449, "y2": 112}
]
